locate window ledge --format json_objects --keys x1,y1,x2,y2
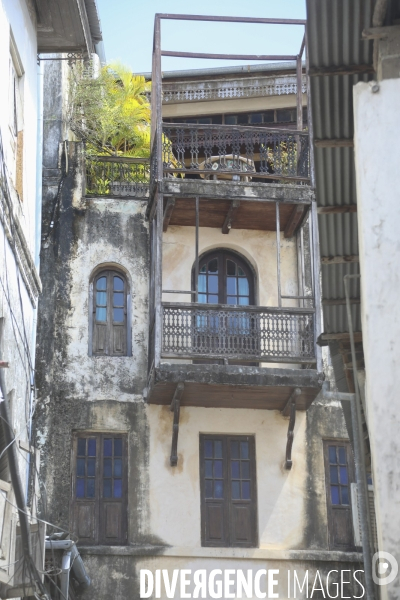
[{"x1": 78, "y1": 545, "x2": 362, "y2": 563}]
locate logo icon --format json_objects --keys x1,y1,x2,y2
[{"x1": 372, "y1": 551, "x2": 398, "y2": 586}]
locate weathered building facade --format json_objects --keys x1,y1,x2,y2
[{"x1": 34, "y1": 13, "x2": 367, "y2": 600}]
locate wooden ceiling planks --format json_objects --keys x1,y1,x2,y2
[
  {"x1": 147, "y1": 380, "x2": 319, "y2": 410},
  {"x1": 166, "y1": 197, "x2": 297, "y2": 231}
]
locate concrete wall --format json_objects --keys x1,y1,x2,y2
[{"x1": 353, "y1": 77, "x2": 400, "y2": 599}]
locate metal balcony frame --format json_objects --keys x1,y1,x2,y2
[{"x1": 147, "y1": 13, "x2": 322, "y2": 387}]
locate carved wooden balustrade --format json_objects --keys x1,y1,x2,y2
[
  {"x1": 161, "y1": 123, "x2": 310, "y2": 183},
  {"x1": 85, "y1": 156, "x2": 151, "y2": 198},
  {"x1": 162, "y1": 302, "x2": 316, "y2": 363}
]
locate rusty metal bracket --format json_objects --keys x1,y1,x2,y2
[
  {"x1": 170, "y1": 382, "x2": 184, "y2": 466},
  {"x1": 282, "y1": 387, "x2": 301, "y2": 469}
]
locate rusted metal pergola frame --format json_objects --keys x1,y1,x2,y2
[{"x1": 148, "y1": 13, "x2": 322, "y2": 379}]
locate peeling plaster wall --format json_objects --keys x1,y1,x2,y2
[{"x1": 35, "y1": 143, "x2": 151, "y2": 531}]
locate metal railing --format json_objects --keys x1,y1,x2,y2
[
  {"x1": 85, "y1": 156, "x2": 150, "y2": 198},
  {"x1": 162, "y1": 302, "x2": 315, "y2": 363},
  {"x1": 161, "y1": 123, "x2": 310, "y2": 182}
]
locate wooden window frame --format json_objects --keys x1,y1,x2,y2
[
  {"x1": 200, "y1": 434, "x2": 258, "y2": 548},
  {"x1": 89, "y1": 268, "x2": 132, "y2": 357},
  {"x1": 323, "y1": 439, "x2": 355, "y2": 551},
  {"x1": 70, "y1": 433, "x2": 128, "y2": 546},
  {"x1": 193, "y1": 249, "x2": 256, "y2": 306},
  {"x1": 9, "y1": 35, "x2": 24, "y2": 201}
]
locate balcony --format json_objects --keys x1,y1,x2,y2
[
  {"x1": 148, "y1": 123, "x2": 312, "y2": 231},
  {"x1": 85, "y1": 156, "x2": 151, "y2": 199},
  {"x1": 161, "y1": 123, "x2": 310, "y2": 183},
  {"x1": 162, "y1": 302, "x2": 315, "y2": 364}
]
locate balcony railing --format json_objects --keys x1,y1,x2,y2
[
  {"x1": 85, "y1": 156, "x2": 150, "y2": 198},
  {"x1": 162, "y1": 123, "x2": 310, "y2": 183},
  {"x1": 162, "y1": 303, "x2": 315, "y2": 363}
]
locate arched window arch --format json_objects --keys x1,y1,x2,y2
[
  {"x1": 194, "y1": 249, "x2": 255, "y2": 306},
  {"x1": 91, "y1": 269, "x2": 130, "y2": 356}
]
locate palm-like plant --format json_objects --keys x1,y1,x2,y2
[{"x1": 68, "y1": 61, "x2": 151, "y2": 157}]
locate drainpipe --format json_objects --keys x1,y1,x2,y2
[
  {"x1": 343, "y1": 273, "x2": 376, "y2": 600},
  {"x1": 45, "y1": 539, "x2": 91, "y2": 595}
]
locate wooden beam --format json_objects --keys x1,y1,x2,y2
[
  {"x1": 314, "y1": 138, "x2": 354, "y2": 148},
  {"x1": 170, "y1": 382, "x2": 184, "y2": 467},
  {"x1": 284, "y1": 204, "x2": 306, "y2": 238},
  {"x1": 322, "y1": 298, "x2": 360, "y2": 306},
  {"x1": 222, "y1": 199, "x2": 240, "y2": 234},
  {"x1": 321, "y1": 255, "x2": 359, "y2": 265},
  {"x1": 163, "y1": 198, "x2": 175, "y2": 232},
  {"x1": 308, "y1": 64, "x2": 374, "y2": 77},
  {"x1": 281, "y1": 387, "x2": 301, "y2": 417},
  {"x1": 318, "y1": 205, "x2": 357, "y2": 214},
  {"x1": 285, "y1": 399, "x2": 296, "y2": 470},
  {"x1": 319, "y1": 332, "x2": 363, "y2": 343}
]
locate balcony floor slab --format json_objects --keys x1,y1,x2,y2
[
  {"x1": 146, "y1": 364, "x2": 324, "y2": 410},
  {"x1": 162, "y1": 178, "x2": 315, "y2": 202}
]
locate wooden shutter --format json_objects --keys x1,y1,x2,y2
[
  {"x1": 71, "y1": 434, "x2": 127, "y2": 545},
  {"x1": 200, "y1": 435, "x2": 257, "y2": 548},
  {"x1": 110, "y1": 274, "x2": 127, "y2": 356},
  {"x1": 200, "y1": 437, "x2": 229, "y2": 546},
  {"x1": 323, "y1": 441, "x2": 355, "y2": 550},
  {"x1": 228, "y1": 436, "x2": 257, "y2": 547},
  {"x1": 99, "y1": 435, "x2": 128, "y2": 545},
  {"x1": 93, "y1": 272, "x2": 109, "y2": 355},
  {"x1": 71, "y1": 436, "x2": 99, "y2": 544}
]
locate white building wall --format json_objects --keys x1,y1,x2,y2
[
  {"x1": 0, "y1": 0, "x2": 38, "y2": 250},
  {"x1": 353, "y1": 77, "x2": 400, "y2": 599},
  {"x1": 147, "y1": 405, "x2": 307, "y2": 549},
  {"x1": 0, "y1": 0, "x2": 40, "y2": 583}
]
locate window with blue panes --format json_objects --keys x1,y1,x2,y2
[
  {"x1": 323, "y1": 440, "x2": 355, "y2": 550},
  {"x1": 328, "y1": 445, "x2": 350, "y2": 505},
  {"x1": 92, "y1": 270, "x2": 128, "y2": 356},
  {"x1": 196, "y1": 250, "x2": 254, "y2": 306}
]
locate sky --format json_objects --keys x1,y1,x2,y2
[{"x1": 96, "y1": 0, "x2": 307, "y2": 74}]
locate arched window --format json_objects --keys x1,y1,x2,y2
[
  {"x1": 196, "y1": 250, "x2": 255, "y2": 306},
  {"x1": 92, "y1": 269, "x2": 129, "y2": 356}
]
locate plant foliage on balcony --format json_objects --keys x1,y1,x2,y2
[{"x1": 68, "y1": 61, "x2": 151, "y2": 157}]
